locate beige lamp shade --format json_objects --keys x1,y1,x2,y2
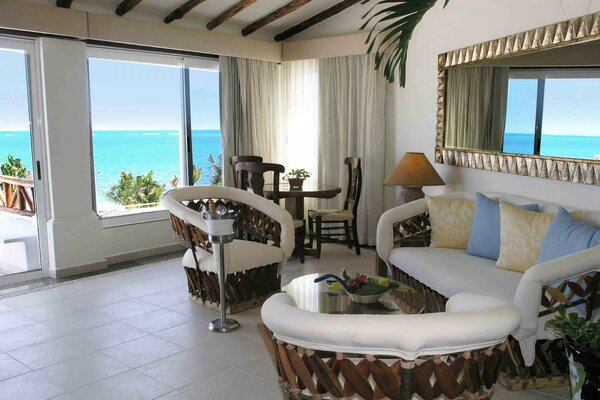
[{"x1": 384, "y1": 152, "x2": 445, "y2": 188}]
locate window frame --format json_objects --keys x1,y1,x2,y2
[
  {"x1": 85, "y1": 46, "x2": 220, "y2": 225},
  {"x1": 506, "y1": 67, "x2": 600, "y2": 156}
]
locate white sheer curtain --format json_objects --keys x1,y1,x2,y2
[
  {"x1": 317, "y1": 54, "x2": 386, "y2": 246},
  {"x1": 281, "y1": 60, "x2": 319, "y2": 214}
]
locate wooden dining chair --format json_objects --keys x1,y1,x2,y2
[
  {"x1": 235, "y1": 161, "x2": 305, "y2": 263},
  {"x1": 308, "y1": 157, "x2": 362, "y2": 259},
  {"x1": 230, "y1": 155, "x2": 263, "y2": 188}
]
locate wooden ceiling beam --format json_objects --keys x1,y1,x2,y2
[
  {"x1": 242, "y1": 0, "x2": 311, "y2": 37},
  {"x1": 207, "y1": 0, "x2": 257, "y2": 31},
  {"x1": 56, "y1": 0, "x2": 74, "y2": 8},
  {"x1": 164, "y1": 0, "x2": 208, "y2": 24},
  {"x1": 274, "y1": 0, "x2": 362, "y2": 42},
  {"x1": 116, "y1": 0, "x2": 144, "y2": 16}
]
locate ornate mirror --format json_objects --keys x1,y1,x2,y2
[{"x1": 435, "y1": 12, "x2": 600, "y2": 185}]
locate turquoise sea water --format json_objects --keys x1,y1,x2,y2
[
  {"x1": 503, "y1": 133, "x2": 600, "y2": 159},
  {"x1": 0, "y1": 130, "x2": 221, "y2": 209}
]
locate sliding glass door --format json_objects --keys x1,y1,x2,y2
[{"x1": 0, "y1": 37, "x2": 47, "y2": 281}]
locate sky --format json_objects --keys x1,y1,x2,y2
[
  {"x1": 505, "y1": 77, "x2": 600, "y2": 136},
  {"x1": 0, "y1": 50, "x2": 221, "y2": 132}
]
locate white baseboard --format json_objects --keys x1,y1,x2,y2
[{"x1": 105, "y1": 243, "x2": 185, "y2": 265}]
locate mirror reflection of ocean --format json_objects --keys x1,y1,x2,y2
[
  {"x1": 0, "y1": 130, "x2": 222, "y2": 208},
  {"x1": 503, "y1": 133, "x2": 600, "y2": 160}
]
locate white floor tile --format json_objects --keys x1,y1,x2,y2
[
  {"x1": 94, "y1": 299, "x2": 160, "y2": 320},
  {"x1": 68, "y1": 290, "x2": 131, "y2": 309},
  {"x1": 167, "y1": 302, "x2": 219, "y2": 322},
  {"x1": 154, "y1": 391, "x2": 192, "y2": 400},
  {"x1": 260, "y1": 391, "x2": 284, "y2": 400},
  {"x1": 0, "y1": 353, "x2": 31, "y2": 381},
  {"x1": 0, "y1": 311, "x2": 36, "y2": 332},
  {"x1": 41, "y1": 310, "x2": 114, "y2": 335},
  {"x1": 0, "y1": 290, "x2": 64, "y2": 310},
  {"x1": 154, "y1": 320, "x2": 218, "y2": 349},
  {"x1": 192, "y1": 333, "x2": 267, "y2": 367},
  {"x1": 48, "y1": 394, "x2": 79, "y2": 400},
  {"x1": 38, "y1": 352, "x2": 130, "y2": 391},
  {"x1": 137, "y1": 287, "x2": 189, "y2": 308},
  {"x1": 179, "y1": 368, "x2": 276, "y2": 400},
  {"x1": 19, "y1": 300, "x2": 87, "y2": 322},
  {"x1": 236, "y1": 354, "x2": 278, "y2": 384},
  {"x1": 0, "y1": 323, "x2": 60, "y2": 352},
  {"x1": 0, "y1": 371, "x2": 63, "y2": 400},
  {"x1": 66, "y1": 321, "x2": 148, "y2": 351},
  {"x1": 8, "y1": 336, "x2": 94, "y2": 370},
  {"x1": 138, "y1": 351, "x2": 227, "y2": 389},
  {"x1": 71, "y1": 370, "x2": 171, "y2": 400},
  {"x1": 122, "y1": 309, "x2": 190, "y2": 333},
  {"x1": 0, "y1": 302, "x2": 12, "y2": 314},
  {"x1": 101, "y1": 335, "x2": 183, "y2": 368}
]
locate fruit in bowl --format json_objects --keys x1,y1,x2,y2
[{"x1": 314, "y1": 270, "x2": 392, "y2": 304}]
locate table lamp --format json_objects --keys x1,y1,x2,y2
[{"x1": 384, "y1": 152, "x2": 445, "y2": 204}]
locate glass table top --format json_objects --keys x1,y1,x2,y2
[{"x1": 281, "y1": 273, "x2": 425, "y2": 315}]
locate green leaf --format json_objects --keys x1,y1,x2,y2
[{"x1": 361, "y1": 0, "x2": 446, "y2": 86}]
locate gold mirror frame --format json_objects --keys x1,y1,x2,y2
[{"x1": 435, "y1": 12, "x2": 600, "y2": 186}]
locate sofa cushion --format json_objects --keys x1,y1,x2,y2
[
  {"x1": 389, "y1": 247, "x2": 523, "y2": 301},
  {"x1": 182, "y1": 239, "x2": 284, "y2": 275},
  {"x1": 467, "y1": 193, "x2": 539, "y2": 261},
  {"x1": 497, "y1": 204, "x2": 556, "y2": 273},
  {"x1": 426, "y1": 196, "x2": 475, "y2": 249},
  {"x1": 539, "y1": 207, "x2": 600, "y2": 263}
]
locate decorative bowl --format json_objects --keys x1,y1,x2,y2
[{"x1": 347, "y1": 291, "x2": 388, "y2": 304}]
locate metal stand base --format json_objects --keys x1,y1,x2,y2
[{"x1": 208, "y1": 318, "x2": 241, "y2": 333}]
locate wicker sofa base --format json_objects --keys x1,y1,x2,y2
[
  {"x1": 389, "y1": 267, "x2": 571, "y2": 391},
  {"x1": 266, "y1": 334, "x2": 506, "y2": 400},
  {"x1": 184, "y1": 263, "x2": 280, "y2": 314}
]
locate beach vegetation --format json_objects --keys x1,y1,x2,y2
[
  {"x1": 0, "y1": 154, "x2": 32, "y2": 179},
  {"x1": 207, "y1": 154, "x2": 223, "y2": 185},
  {"x1": 169, "y1": 165, "x2": 203, "y2": 189},
  {"x1": 107, "y1": 170, "x2": 165, "y2": 207}
]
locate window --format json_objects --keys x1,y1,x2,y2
[
  {"x1": 87, "y1": 49, "x2": 221, "y2": 217},
  {"x1": 504, "y1": 69, "x2": 600, "y2": 160}
]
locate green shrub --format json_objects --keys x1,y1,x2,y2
[
  {"x1": 0, "y1": 155, "x2": 32, "y2": 179},
  {"x1": 107, "y1": 171, "x2": 165, "y2": 207},
  {"x1": 208, "y1": 154, "x2": 223, "y2": 185}
]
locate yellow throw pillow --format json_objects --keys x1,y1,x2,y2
[
  {"x1": 497, "y1": 203, "x2": 554, "y2": 272},
  {"x1": 426, "y1": 196, "x2": 475, "y2": 249}
]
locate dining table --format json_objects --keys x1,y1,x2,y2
[{"x1": 262, "y1": 183, "x2": 342, "y2": 220}]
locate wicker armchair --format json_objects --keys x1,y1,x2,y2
[
  {"x1": 261, "y1": 292, "x2": 521, "y2": 400},
  {"x1": 162, "y1": 186, "x2": 294, "y2": 313}
]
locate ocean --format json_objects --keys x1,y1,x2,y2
[
  {"x1": 503, "y1": 133, "x2": 600, "y2": 159},
  {"x1": 0, "y1": 130, "x2": 222, "y2": 210}
]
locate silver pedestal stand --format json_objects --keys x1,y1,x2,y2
[{"x1": 206, "y1": 215, "x2": 240, "y2": 333}]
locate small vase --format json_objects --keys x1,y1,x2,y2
[
  {"x1": 288, "y1": 178, "x2": 304, "y2": 190},
  {"x1": 564, "y1": 338, "x2": 600, "y2": 400}
]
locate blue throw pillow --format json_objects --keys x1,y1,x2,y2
[
  {"x1": 466, "y1": 193, "x2": 539, "y2": 260},
  {"x1": 538, "y1": 207, "x2": 600, "y2": 263}
]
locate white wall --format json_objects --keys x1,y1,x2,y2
[{"x1": 386, "y1": 0, "x2": 600, "y2": 210}]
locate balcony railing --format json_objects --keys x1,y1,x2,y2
[{"x1": 0, "y1": 175, "x2": 35, "y2": 217}]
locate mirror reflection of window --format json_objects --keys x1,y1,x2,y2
[{"x1": 503, "y1": 69, "x2": 600, "y2": 160}]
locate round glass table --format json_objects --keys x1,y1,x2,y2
[{"x1": 282, "y1": 273, "x2": 426, "y2": 315}]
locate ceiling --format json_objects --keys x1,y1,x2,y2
[{"x1": 25, "y1": 0, "x2": 378, "y2": 42}]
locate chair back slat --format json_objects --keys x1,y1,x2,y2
[
  {"x1": 230, "y1": 155, "x2": 263, "y2": 188},
  {"x1": 235, "y1": 162, "x2": 285, "y2": 205},
  {"x1": 343, "y1": 157, "x2": 362, "y2": 217}
]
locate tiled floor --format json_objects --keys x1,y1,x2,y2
[{"x1": 0, "y1": 245, "x2": 571, "y2": 400}]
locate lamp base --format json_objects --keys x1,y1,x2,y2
[
  {"x1": 208, "y1": 318, "x2": 241, "y2": 333},
  {"x1": 398, "y1": 187, "x2": 425, "y2": 205}
]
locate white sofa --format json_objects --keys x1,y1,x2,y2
[
  {"x1": 377, "y1": 191, "x2": 600, "y2": 367},
  {"x1": 262, "y1": 291, "x2": 521, "y2": 399}
]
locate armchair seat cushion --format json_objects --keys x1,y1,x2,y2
[
  {"x1": 308, "y1": 209, "x2": 353, "y2": 221},
  {"x1": 182, "y1": 239, "x2": 284, "y2": 275},
  {"x1": 389, "y1": 247, "x2": 523, "y2": 301}
]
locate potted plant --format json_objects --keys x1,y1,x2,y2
[
  {"x1": 546, "y1": 306, "x2": 600, "y2": 399},
  {"x1": 283, "y1": 168, "x2": 311, "y2": 190}
]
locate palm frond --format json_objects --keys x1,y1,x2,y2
[{"x1": 361, "y1": 0, "x2": 449, "y2": 86}]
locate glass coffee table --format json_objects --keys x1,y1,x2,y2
[{"x1": 282, "y1": 273, "x2": 426, "y2": 315}]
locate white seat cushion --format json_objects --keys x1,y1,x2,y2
[
  {"x1": 308, "y1": 209, "x2": 353, "y2": 221},
  {"x1": 389, "y1": 247, "x2": 523, "y2": 302},
  {"x1": 182, "y1": 239, "x2": 284, "y2": 275}
]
